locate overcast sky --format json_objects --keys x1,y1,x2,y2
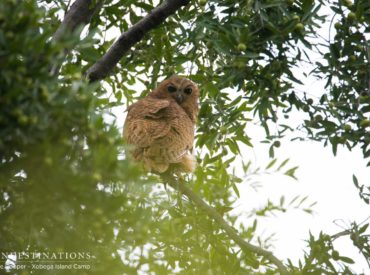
[{"x1": 234, "y1": 121, "x2": 370, "y2": 274}]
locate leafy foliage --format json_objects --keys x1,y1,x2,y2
[
  {"x1": 0, "y1": 0, "x2": 369, "y2": 274},
  {"x1": 310, "y1": 0, "x2": 370, "y2": 164}
]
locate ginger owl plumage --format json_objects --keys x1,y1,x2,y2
[{"x1": 123, "y1": 75, "x2": 199, "y2": 173}]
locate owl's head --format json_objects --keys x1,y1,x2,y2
[
  {"x1": 152, "y1": 75, "x2": 199, "y2": 122},
  {"x1": 154, "y1": 75, "x2": 199, "y2": 105}
]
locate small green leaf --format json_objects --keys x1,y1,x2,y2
[
  {"x1": 277, "y1": 159, "x2": 290, "y2": 171},
  {"x1": 269, "y1": 145, "x2": 274, "y2": 158},
  {"x1": 284, "y1": 166, "x2": 298, "y2": 180},
  {"x1": 339, "y1": 256, "x2": 355, "y2": 264},
  {"x1": 232, "y1": 183, "x2": 240, "y2": 198},
  {"x1": 279, "y1": 196, "x2": 285, "y2": 207},
  {"x1": 358, "y1": 223, "x2": 369, "y2": 234},
  {"x1": 352, "y1": 174, "x2": 359, "y2": 188},
  {"x1": 266, "y1": 159, "x2": 277, "y2": 169}
]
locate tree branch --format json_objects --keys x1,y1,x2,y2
[
  {"x1": 52, "y1": 0, "x2": 105, "y2": 42},
  {"x1": 163, "y1": 176, "x2": 289, "y2": 275},
  {"x1": 86, "y1": 0, "x2": 191, "y2": 82},
  {"x1": 50, "y1": 0, "x2": 104, "y2": 75}
]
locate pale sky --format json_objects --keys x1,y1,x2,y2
[{"x1": 235, "y1": 122, "x2": 370, "y2": 274}]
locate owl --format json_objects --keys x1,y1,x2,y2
[{"x1": 123, "y1": 75, "x2": 199, "y2": 173}]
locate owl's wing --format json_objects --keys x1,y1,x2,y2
[{"x1": 124, "y1": 97, "x2": 172, "y2": 148}]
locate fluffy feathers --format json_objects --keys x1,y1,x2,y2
[{"x1": 123, "y1": 75, "x2": 199, "y2": 173}]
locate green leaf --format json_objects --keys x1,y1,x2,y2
[
  {"x1": 339, "y1": 256, "x2": 355, "y2": 264},
  {"x1": 284, "y1": 166, "x2": 299, "y2": 180},
  {"x1": 266, "y1": 159, "x2": 277, "y2": 169},
  {"x1": 358, "y1": 223, "x2": 368, "y2": 234},
  {"x1": 232, "y1": 183, "x2": 240, "y2": 198},
  {"x1": 237, "y1": 135, "x2": 253, "y2": 147},
  {"x1": 352, "y1": 174, "x2": 359, "y2": 188},
  {"x1": 269, "y1": 145, "x2": 275, "y2": 158},
  {"x1": 277, "y1": 159, "x2": 290, "y2": 171}
]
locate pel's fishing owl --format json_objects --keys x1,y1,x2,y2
[{"x1": 123, "y1": 75, "x2": 199, "y2": 173}]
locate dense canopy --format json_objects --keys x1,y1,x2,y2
[{"x1": 0, "y1": 0, "x2": 369, "y2": 274}]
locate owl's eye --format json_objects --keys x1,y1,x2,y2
[
  {"x1": 184, "y1": 87, "x2": 192, "y2": 95},
  {"x1": 167, "y1": 86, "x2": 177, "y2": 93}
]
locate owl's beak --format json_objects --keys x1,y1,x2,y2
[{"x1": 174, "y1": 93, "x2": 184, "y2": 104}]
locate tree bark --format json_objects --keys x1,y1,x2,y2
[
  {"x1": 53, "y1": 0, "x2": 105, "y2": 42},
  {"x1": 86, "y1": 0, "x2": 190, "y2": 82},
  {"x1": 51, "y1": 0, "x2": 104, "y2": 75}
]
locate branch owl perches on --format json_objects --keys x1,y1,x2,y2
[{"x1": 123, "y1": 75, "x2": 199, "y2": 173}]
